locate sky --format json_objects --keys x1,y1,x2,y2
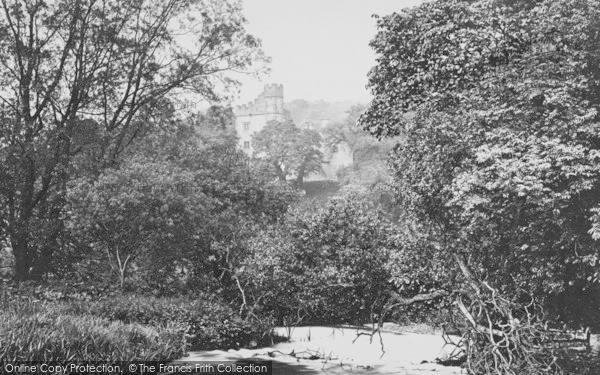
[{"x1": 232, "y1": 0, "x2": 423, "y2": 106}]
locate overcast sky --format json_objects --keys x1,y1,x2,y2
[{"x1": 232, "y1": 0, "x2": 423, "y2": 106}]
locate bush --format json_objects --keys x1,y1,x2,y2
[
  {"x1": 1, "y1": 283, "x2": 274, "y2": 354},
  {"x1": 0, "y1": 301, "x2": 187, "y2": 362},
  {"x1": 88, "y1": 295, "x2": 274, "y2": 350},
  {"x1": 0, "y1": 280, "x2": 117, "y2": 303},
  {"x1": 239, "y1": 196, "x2": 400, "y2": 325}
]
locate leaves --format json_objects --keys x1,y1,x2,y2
[
  {"x1": 361, "y1": 0, "x2": 600, "y2": 327},
  {"x1": 65, "y1": 111, "x2": 296, "y2": 289},
  {"x1": 0, "y1": 0, "x2": 267, "y2": 280},
  {"x1": 251, "y1": 119, "x2": 325, "y2": 186},
  {"x1": 239, "y1": 197, "x2": 400, "y2": 324}
]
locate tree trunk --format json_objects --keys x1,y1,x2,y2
[
  {"x1": 294, "y1": 166, "x2": 306, "y2": 188},
  {"x1": 119, "y1": 269, "x2": 126, "y2": 289},
  {"x1": 274, "y1": 163, "x2": 287, "y2": 182},
  {"x1": 29, "y1": 195, "x2": 65, "y2": 280},
  {"x1": 30, "y1": 239, "x2": 56, "y2": 281},
  {"x1": 12, "y1": 234, "x2": 33, "y2": 282}
]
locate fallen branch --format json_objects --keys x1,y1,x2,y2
[
  {"x1": 387, "y1": 289, "x2": 450, "y2": 306},
  {"x1": 252, "y1": 348, "x2": 338, "y2": 361},
  {"x1": 455, "y1": 297, "x2": 505, "y2": 337}
]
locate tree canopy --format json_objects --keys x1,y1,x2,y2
[
  {"x1": 363, "y1": 0, "x2": 600, "y2": 312},
  {"x1": 238, "y1": 197, "x2": 399, "y2": 325},
  {"x1": 251, "y1": 119, "x2": 325, "y2": 187},
  {"x1": 361, "y1": 0, "x2": 600, "y2": 372},
  {"x1": 65, "y1": 112, "x2": 296, "y2": 291},
  {"x1": 0, "y1": 0, "x2": 266, "y2": 281},
  {"x1": 323, "y1": 105, "x2": 396, "y2": 206}
]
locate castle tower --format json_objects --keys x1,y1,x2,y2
[{"x1": 234, "y1": 84, "x2": 287, "y2": 155}]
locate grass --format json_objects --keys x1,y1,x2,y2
[
  {"x1": 0, "y1": 300, "x2": 187, "y2": 362},
  {"x1": 0, "y1": 292, "x2": 275, "y2": 361}
]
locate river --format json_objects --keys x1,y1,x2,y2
[{"x1": 174, "y1": 325, "x2": 465, "y2": 374}]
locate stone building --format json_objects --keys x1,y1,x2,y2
[
  {"x1": 233, "y1": 84, "x2": 288, "y2": 155},
  {"x1": 233, "y1": 83, "x2": 352, "y2": 180}
]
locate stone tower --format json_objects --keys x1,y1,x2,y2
[{"x1": 234, "y1": 84, "x2": 287, "y2": 155}]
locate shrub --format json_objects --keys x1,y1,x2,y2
[
  {"x1": 0, "y1": 301, "x2": 187, "y2": 362},
  {"x1": 239, "y1": 196, "x2": 400, "y2": 325},
  {"x1": 0, "y1": 280, "x2": 117, "y2": 303},
  {"x1": 1, "y1": 284, "x2": 274, "y2": 353},
  {"x1": 88, "y1": 295, "x2": 274, "y2": 350}
]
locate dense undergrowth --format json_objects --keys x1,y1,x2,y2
[
  {"x1": 1, "y1": 302, "x2": 187, "y2": 362},
  {"x1": 1, "y1": 283, "x2": 275, "y2": 362}
]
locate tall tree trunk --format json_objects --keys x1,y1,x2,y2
[
  {"x1": 30, "y1": 232, "x2": 58, "y2": 281},
  {"x1": 12, "y1": 234, "x2": 33, "y2": 282},
  {"x1": 29, "y1": 162, "x2": 68, "y2": 280}
]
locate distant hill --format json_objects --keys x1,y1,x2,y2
[{"x1": 285, "y1": 99, "x2": 363, "y2": 126}]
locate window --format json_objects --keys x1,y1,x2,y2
[
  {"x1": 243, "y1": 122, "x2": 250, "y2": 132},
  {"x1": 243, "y1": 141, "x2": 250, "y2": 149}
]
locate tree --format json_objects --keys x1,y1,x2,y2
[
  {"x1": 66, "y1": 110, "x2": 296, "y2": 292},
  {"x1": 238, "y1": 197, "x2": 399, "y2": 325},
  {"x1": 360, "y1": 0, "x2": 600, "y2": 372},
  {"x1": 0, "y1": 0, "x2": 266, "y2": 281},
  {"x1": 251, "y1": 120, "x2": 325, "y2": 187},
  {"x1": 323, "y1": 104, "x2": 396, "y2": 207},
  {"x1": 323, "y1": 104, "x2": 389, "y2": 163},
  {"x1": 66, "y1": 158, "x2": 212, "y2": 289}
]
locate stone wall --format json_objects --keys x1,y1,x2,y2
[{"x1": 234, "y1": 84, "x2": 287, "y2": 155}]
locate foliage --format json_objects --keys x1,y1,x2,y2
[
  {"x1": 285, "y1": 99, "x2": 358, "y2": 126},
  {"x1": 322, "y1": 105, "x2": 397, "y2": 213},
  {"x1": 66, "y1": 158, "x2": 212, "y2": 289},
  {"x1": 0, "y1": 280, "x2": 117, "y2": 303},
  {"x1": 292, "y1": 180, "x2": 341, "y2": 212},
  {"x1": 360, "y1": 0, "x2": 600, "y2": 373},
  {"x1": 251, "y1": 120, "x2": 325, "y2": 187},
  {"x1": 0, "y1": 0, "x2": 266, "y2": 281},
  {"x1": 324, "y1": 104, "x2": 389, "y2": 163},
  {"x1": 0, "y1": 300, "x2": 187, "y2": 362},
  {"x1": 1, "y1": 281, "x2": 276, "y2": 351},
  {"x1": 87, "y1": 295, "x2": 274, "y2": 350},
  {"x1": 65, "y1": 113, "x2": 296, "y2": 291},
  {"x1": 362, "y1": 0, "x2": 600, "y2": 325},
  {"x1": 238, "y1": 197, "x2": 400, "y2": 325}
]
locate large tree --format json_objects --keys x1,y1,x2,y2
[
  {"x1": 323, "y1": 104, "x2": 396, "y2": 206},
  {"x1": 0, "y1": 0, "x2": 266, "y2": 281},
  {"x1": 323, "y1": 104, "x2": 386, "y2": 163},
  {"x1": 251, "y1": 119, "x2": 325, "y2": 188},
  {"x1": 361, "y1": 0, "x2": 600, "y2": 372},
  {"x1": 66, "y1": 111, "x2": 296, "y2": 291}
]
